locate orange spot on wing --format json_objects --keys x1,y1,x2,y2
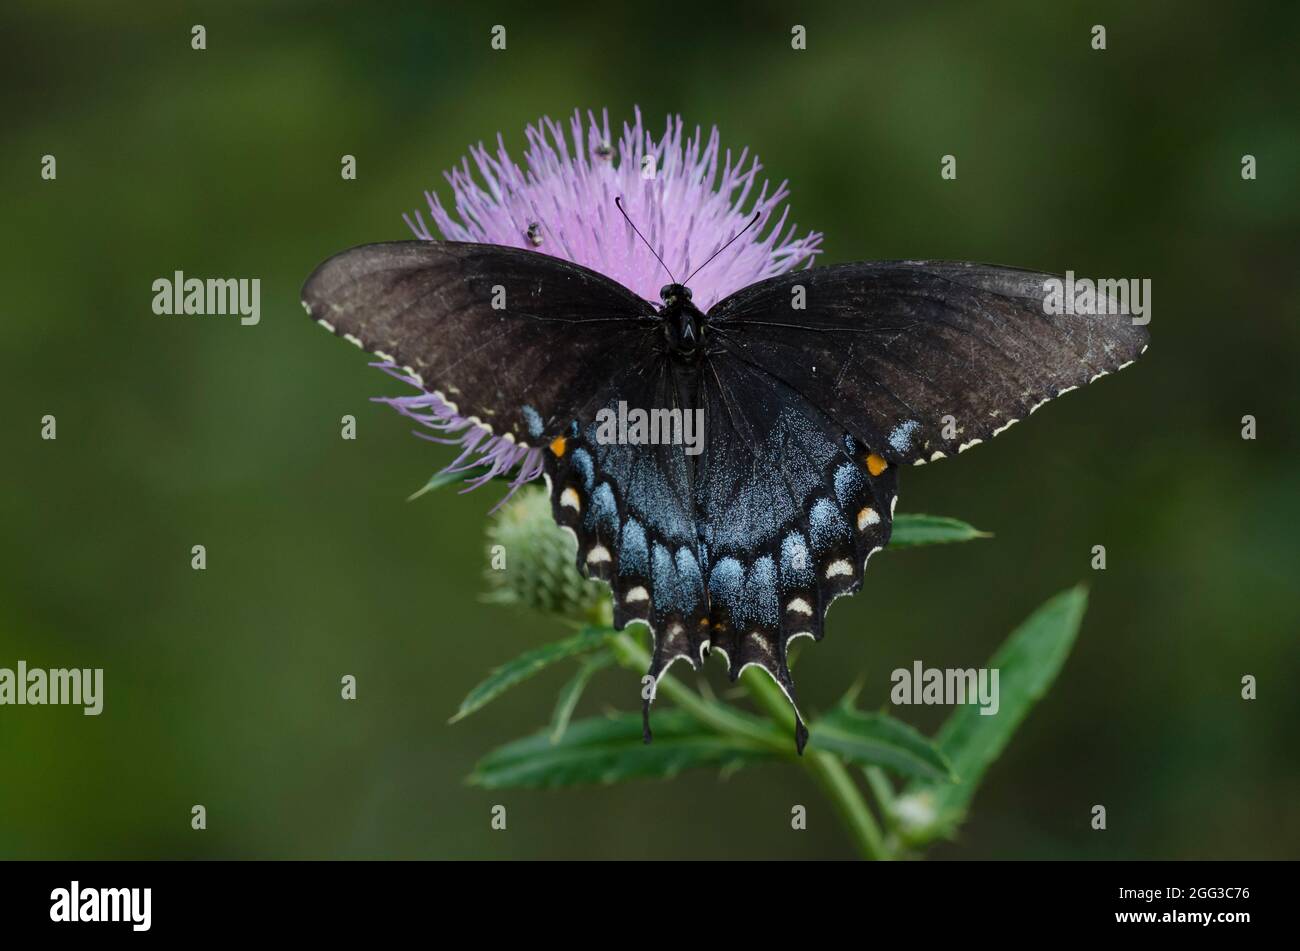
[
  {"x1": 549, "y1": 436, "x2": 567, "y2": 457},
  {"x1": 866, "y1": 453, "x2": 888, "y2": 476}
]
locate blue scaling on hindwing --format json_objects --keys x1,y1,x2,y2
[
  {"x1": 809, "y1": 497, "x2": 849, "y2": 551},
  {"x1": 740, "y1": 555, "x2": 779, "y2": 628},
  {"x1": 651, "y1": 541, "x2": 682, "y2": 613},
  {"x1": 888, "y1": 419, "x2": 920, "y2": 454},
  {"x1": 833, "y1": 462, "x2": 862, "y2": 504},
  {"x1": 570, "y1": 447, "x2": 595, "y2": 491},
  {"x1": 585, "y1": 482, "x2": 618, "y2": 537},
  {"x1": 619, "y1": 517, "x2": 649, "y2": 577},
  {"x1": 674, "y1": 547, "x2": 703, "y2": 613},
  {"x1": 780, "y1": 531, "x2": 813, "y2": 587},
  {"x1": 707, "y1": 556, "x2": 744, "y2": 619}
]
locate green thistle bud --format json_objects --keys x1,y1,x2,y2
[{"x1": 483, "y1": 486, "x2": 608, "y2": 621}]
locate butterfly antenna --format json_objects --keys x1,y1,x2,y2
[
  {"x1": 615, "y1": 196, "x2": 676, "y2": 284},
  {"x1": 683, "y1": 210, "x2": 762, "y2": 286}
]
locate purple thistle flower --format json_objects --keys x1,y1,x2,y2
[{"x1": 376, "y1": 107, "x2": 823, "y2": 504}]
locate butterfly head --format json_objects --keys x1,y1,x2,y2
[
  {"x1": 659, "y1": 283, "x2": 705, "y2": 357},
  {"x1": 659, "y1": 283, "x2": 692, "y2": 306}
]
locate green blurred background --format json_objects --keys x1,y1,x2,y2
[{"x1": 2, "y1": 1, "x2": 1297, "y2": 859}]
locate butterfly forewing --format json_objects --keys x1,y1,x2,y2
[
  {"x1": 301, "y1": 241, "x2": 656, "y2": 443},
  {"x1": 707, "y1": 261, "x2": 1149, "y2": 465}
]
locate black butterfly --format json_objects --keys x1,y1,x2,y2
[{"x1": 303, "y1": 238, "x2": 1148, "y2": 752}]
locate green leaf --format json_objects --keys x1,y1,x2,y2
[
  {"x1": 451, "y1": 626, "x2": 612, "y2": 723},
  {"x1": 549, "y1": 650, "x2": 614, "y2": 743},
  {"x1": 897, "y1": 585, "x2": 1089, "y2": 841},
  {"x1": 469, "y1": 711, "x2": 776, "y2": 789},
  {"x1": 890, "y1": 514, "x2": 991, "y2": 548},
  {"x1": 808, "y1": 702, "x2": 953, "y2": 782}
]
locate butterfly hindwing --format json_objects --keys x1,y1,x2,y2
[
  {"x1": 696, "y1": 354, "x2": 897, "y2": 743},
  {"x1": 708, "y1": 261, "x2": 1149, "y2": 465},
  {"x1": 542, "y1": 356, "x2": 710, "y2": 715}
]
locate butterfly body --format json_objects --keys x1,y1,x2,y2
[
  {"x1": 656, "y1": 283, "x2": 707, "y2": 358},
  {"x1": 304, "y1": 240, "x2": 1148, "y2": 751}
]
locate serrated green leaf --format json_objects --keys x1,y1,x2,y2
[
  {"x1": 469, "y1": 710, "x2": 776, "y2": 789},
  {"x1": 808, "y1": 704, "x2": 953, "y2": 781},
  {"x1": 898, "y1": 585, "x2": 1089, "y2": 840},
  {"x1": 451, "y1": 626, "x2": 613, "y2": 723},
  {"x1": 890, "y1": 514, "x2": 991, "y2": 548},
  {"x1": 549, "y1": 650, "x2": 614, "y2": 743}
]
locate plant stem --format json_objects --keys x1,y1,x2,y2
[
  {"x1": 739, "y1": 668, "x2": 890, "y2": 861},
  {"x1": 807, "y1": 754, "x2": 891, "y2": 860}
]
